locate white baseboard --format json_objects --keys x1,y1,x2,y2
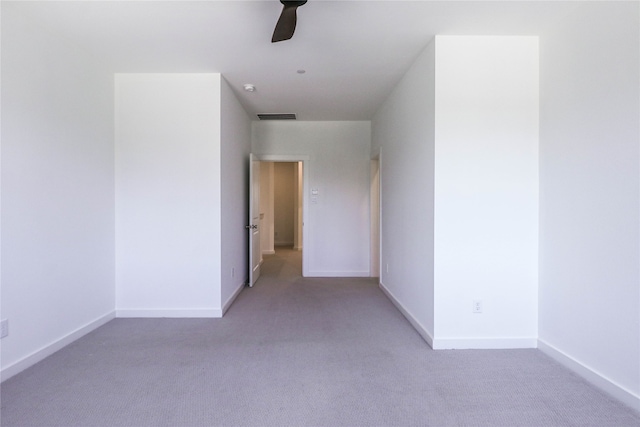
[
  {"x1": 262, "y1": 250, "x2": 276, "y2": 255},
  {"x1": 307, "y1": 271, "x2": 371, "y2": 277},
  {"x1": 432, "y1": 337, "x2": 538, "y2": 350},
  {"x1": 1, "y1": 311, "x2": 115, "y2": 382},
  {"x1": 379, "y1": 282, "x2": 537, "y2": 350},
  {"x1": 222, "y1": 281, "x2": 246, "y2": 315},
  {"x1": 379, "y1": 281, "x2": 434, "y2": 348},
  {"x1": 116, "y1": 308, "x2": 222, "y2": 318},
  {"x1": 538, "y1": 339, "x2": 640, "y2": 412}
]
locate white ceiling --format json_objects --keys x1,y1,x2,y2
[{"x1": 9, "y1": 0, "x2": 581, "y2": 120}]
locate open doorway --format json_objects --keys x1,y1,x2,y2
[{"x1": 259, "y1": 161, "x2": 303, "y2": 276}]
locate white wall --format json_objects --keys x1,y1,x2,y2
[
  {"x1": 433, "y1": 36, "x2": 539, "y2": 348},
  {"x1": 372, "y1": 38, "x2": 437, "y2": 342},
  {"x1": 220, "y1": 77, "x2": 251, "y2": 311},
  {"x1": 374, "y1": 9, "x2": 638, "y2": 408},
  {"x1": 538, "y1": 2, "x2": 640, "y2": 409},
  {"x1": 252, "y1": 121, "x2": 371, "y2": 277},
  {"x1": 115, "y1": 74, "x2": 222, "y2": 317},
  {"x1": 373, "y1": 36, "x2": 538, "y2": 349},
  {"x1": 1, "y1": 6, "x2": 115, "y2": 379},
  {"x1": 274, "y1": 162, "x2": 296, "y2": 246}
]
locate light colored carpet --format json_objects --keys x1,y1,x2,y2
[{"x1": 1, "y1": 248, "x2": 639, "y2": 426}]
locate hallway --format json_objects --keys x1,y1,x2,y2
[{"x1": 258, "y1": 247, "x2": 303, "y2": 281}]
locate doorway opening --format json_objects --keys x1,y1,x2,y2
[
  {"x1": 259, "y1": 161, "x2": 303, "y2": 277},
  {"x1": 370, "y1": 157, "x2": 380, "y2": 278}
]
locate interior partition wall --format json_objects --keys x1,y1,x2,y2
[{"x1": 373, "y1": 35, "x2": 539, "y2": 350}]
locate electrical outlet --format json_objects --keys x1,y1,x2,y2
[
  {"x1": 473, "y1": 300, "x2": 483, "y2": 314},
  {"x1": 0, "y1": 319, "x2": 8, "y2": 339}
]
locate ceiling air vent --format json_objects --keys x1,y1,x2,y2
[{"x1": 257, "y1": 113, "x2": 297, "y2": 120}]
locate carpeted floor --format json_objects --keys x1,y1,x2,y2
[{"x1": 1, "y1": 248, "x2": 639, "y2": 426}]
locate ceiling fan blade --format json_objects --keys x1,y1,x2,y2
[{"x1": 272, "y1": 1, "x2": 307, "y2": 43}]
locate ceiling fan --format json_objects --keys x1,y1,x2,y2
[{"x1": 272, "y1": 1, "x2": 307, "y2": 43}]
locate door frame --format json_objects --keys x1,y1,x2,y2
[
  {"x1": 259, "y1": 154, "x2": 310, "y2": 277},
  {"x1": 372, "y1": 147, "x2": 383, "y2": 282},
  {"x1": 370, "y1": 157, "x2": 380, "y2": 278}
]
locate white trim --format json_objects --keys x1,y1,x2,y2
[
  {"x1": 432, "y1": 337, "x2": 538, "y2": 350},
  {"x1": 538, "y1": 339, "x2": 640, "y2": 412},
  {"x1": 378, "y1": 148, "x2": 383, "y2": 289},
  {"x1": 379, "y1": 281, "x2": 434, "y2": 348},
  {"x1": 262, "y1": 250, "x2": 276, "y2": 255},
  {"x1": 116, "y1": 309, "x2": 221, "y2": 318},
  {"x1": 222, "y1": 282, "x2": 245, "y2": 315},
  {"x1": 379, "y1": 281, "x2": 537, "y2": 351},
  {"x1": 369, "y1": 157, "x2": 380, "y2": 278},
  {"x1": 1, "y1": 311, "x2": 115, "y2": 382},
  {"x1": 307, "y1": 271, "x2": 370, "y2": 278}
]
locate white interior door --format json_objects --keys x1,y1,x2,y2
[{"x1": 248, "y1": 154, "x2": 261, "y2": 286}]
